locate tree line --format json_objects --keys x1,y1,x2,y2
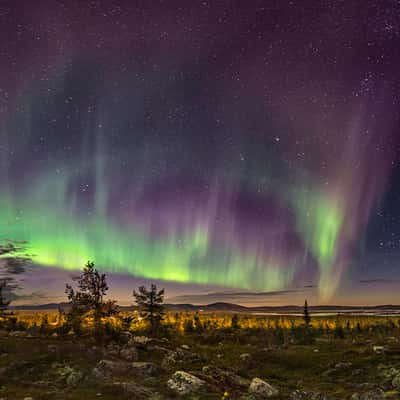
[{"x1": 1, "y1": 260, "x2": 165, "y2": 338}]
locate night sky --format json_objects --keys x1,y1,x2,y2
[{"x1": 1, "y1": 1, "x2": 400, "y2": 305}]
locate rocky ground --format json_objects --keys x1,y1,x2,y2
[{"x1": 0, "y1": 329, "x2": 400, "y2": 399}]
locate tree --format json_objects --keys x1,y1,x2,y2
[
  {"x1": 133, "y1": 284, "x2": 165, "y2": 333},
  {"x1": 0, "y1": 280, "x2": 11, "y2": 317},
  {"x1": 303, "y1": 300, "x2": 311, "y2": 327},
  {"x1": 65, "y1": 261, "x2": 114, "y2": 333},
  {"x1": 231, "y1": 314, "x2": 240, "y2": 330},
  {"x1": 0, "y1": 241, "x2": 31, "y2": 310}
]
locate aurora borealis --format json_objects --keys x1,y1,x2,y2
[{"x1": 1, "y1": 1, "x2": 400, "y2": 304}]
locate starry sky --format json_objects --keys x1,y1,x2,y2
[{"x1": 1, "y1": 0, "x2": 400, "y2": 306}]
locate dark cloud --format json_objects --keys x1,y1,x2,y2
[{"x1": 359, "y1": 279, "x2": 400, "y2": 284}]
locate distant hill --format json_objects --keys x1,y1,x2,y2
[{"x1": 9, "y1": 302, "x2": 400, "y2": 314}]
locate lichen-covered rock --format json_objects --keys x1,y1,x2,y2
[
  {"x1": 167, "y1": 371, "x2": 206, "y2": 395},
  {"x1": 249, "y1": 377, "x2": 278, "y2": 398}
]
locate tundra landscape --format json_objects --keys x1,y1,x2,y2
[
  {"x1": 2, "y1": 1, "x2": 400, "y2": 399},
  {"x1": 1, "y1": 263, "x2": 400, "y2": 400}
]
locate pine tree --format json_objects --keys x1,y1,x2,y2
[
  {"x1": 133, "y1": 284, "x2": 165, "y2": 333},
  {"x1": 304, "y1": 299, "x2": 311, "y2": 327}
]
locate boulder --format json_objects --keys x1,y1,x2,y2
[
  {"x1": 249, "y1": 377, "x2": 278, "y2": 398},
  {"x1": 167, "y1": 371, "x2": 206, "y2": 395}
]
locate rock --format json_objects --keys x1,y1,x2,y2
[
  {"x1": 8, "y1": 331, "x2": 26, "y2": 338},
  {"x1": 161, "y1": 351, "x2": 179, "y2": 369},
  {"x1": 321, "y1": 369, "x2": 336, "y2": 378},
  {"x1": 176, "y1": 347, "x2": 203, "y2": 362},
  {"x1": 120, "y1": 346, "x2": 138, "y2": 362},
  {"x1": 118, "y1": 331, "x2": 132, "y2": 344},
  {"x1": 180, "y1": 344, "x2": 190, "y2": 350},
  {"x1": 93, "y1": 360, "x2": 130, "y2": 379},
  {"x1": 51, "y1": 332, "x2": 58, "y2": 338},
  {"x1": 111, "y1": 381, "x2": 155, "y2": 397},
  {"x1": 392, "y1": 374, "x2": 400, "y2": 389},
  {"x1": 47, "y1": 344, "x2": 58, "y2": 353},
  {"x1": 379, "y1": 367, "x2": 400, "y2": 381},
  {"x1": 130, "y1": 362, "x2": 159, "y2": 377},
  {"x1": 334, "y1": 362, "x2": 352, "y2": 370},
  {"x1": 66, "y1": 370, "x2": 84, "y2": 387},
  {"x1": 290, "y1": 390, "x2": 328, "y2": 400},
  {"x1": 149, "y1": 344, "x2": 171, "y2": 353},
  {"x1": 51, "y1": 363, "x2": 83, "y2": 387},
  {"x1": 202, "y1": 365, "x2": 249, "y2": 388},
  {"x1": 167, "y1": 371, "x2": 206, "y2": 395},
  {"x1": 130, "y1": 336, "x2": 151, "y2": 347},
  {"x1": 350, "y1": 389, "x2": 385, "y2": 400},
  {"x1": 240, "y1": 353, "x2": 252, "y2": 361},
  {"x1": 249, "y1": 377, "x2": 278, "y2": 398},
  {"x1": 104, "y1": 343, "x2": 121, "y2": 358},
  {"x1": 373, "y1": 346, "x2": 385, "y2": 354}
]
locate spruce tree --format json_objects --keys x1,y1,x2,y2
[
  {"x1": 304, "y1": 299, "x2": 311, "y2": 327},
  {"x1": 133, "y1": 284, "x2": 165, "y2": 333},
  {"x1": 65, "y1": 261, "x2": 114, "y2": 333},
  {"x1": 0, "y1": 280, "x2": 11, "y2": 317}
]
